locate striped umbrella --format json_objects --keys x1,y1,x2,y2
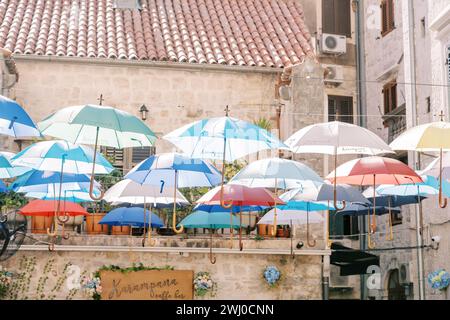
[{"x1": 0, "y1": 95, "x2": 41, "y2": 138}]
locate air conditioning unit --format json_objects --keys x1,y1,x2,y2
[
  {"x1": 320, "y1": 33, "x2": 347, "y2": 55},
  {"x1": 323, "y1": 64, "x2": 344, "y2": 85},
  {"x1": 113, "y1": 0, "x2": 142, "y2": 9}
]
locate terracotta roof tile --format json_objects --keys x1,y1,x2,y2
[{"x1": 0, "y1": 0, "x2": 314, "y2": 68}]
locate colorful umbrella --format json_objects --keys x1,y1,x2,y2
[
  {"x1": 99, "y1": 207, "x2": 164, "y2": 228},
  {"x1": 390, "y1": 119, "x2": 450, "y2": 208},
  {"x1": 0, "y1": 152, "x2": 30, "y2": 179},
  {"x1": 197, "y1": 184, "x2": 284, "y2": 253},
  {"x1": 258, "y1": 208, "x2": 324, "y2": 225},
  {"x1": 229, "y1": 157, "x2": 324, "y2": 235},
  {"x1": 326, "y1": 156, "x2": 423, "y2": 248},
  {"x1": 163, "y1": 107, "x2": 287, "y2": 209},
  {"x1": 24, "y1": 189, "x2": 100, "y2": 203},
  {"x1": 104, "y1": 178, "x2": 189, "y2": 245},
  {"x1": 11, "y1": 140, "x2": 113, "y2": 175},
  {"x1": 284, "y1": 121, "x2": 393, "y2": 211},
  {"x1": 178, "y1": 210, "x2": 243, "y2": 229},
  {"x1": 280, "y1": 183, "x2": 369, "y2": 247},
  {"x1": 38, "y1": 103, "x2": 157, "y2": 200},
  {"x1": 125, "y1": 153, "x2": 221, "y2": 236},
  {"x1": 0, "y1": 95, "x2": 41, "y2": 138}
]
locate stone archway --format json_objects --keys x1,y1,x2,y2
[{"x1": 387, "y1": 269, "x2": 406, "y2": 300}]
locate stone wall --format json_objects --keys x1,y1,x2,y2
[{"x1": 1, "y1": 237, "x2": 324, "y2": 300}]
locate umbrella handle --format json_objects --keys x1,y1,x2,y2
[
  {"x1": 367, "y1": 209, "x2": 375, "y2": 249},
  {"x1": 60, "y1": 224, "x2": 70, "y2": 240},
  {"x1": 47, "y1": 217, "x2": 58, "y2": 237},
  {"x1": 386, "y1": 207, "x2": 394, "y2": 241},
  {"x1": 209, "y1": 231, "x2": 216, "y2": 264},
  {"x1": 306, "y1": 212, "x2": 316, "y2": 247},
  {"x1": 439, "y1": 187, "x2": 447, "y2": 209},
  {"x1": 0, "y1": 214, "x2": 7, "y2": 223},
  {"x1": 333, "y1": 154, "x2": 346, "y2": 212},
  {"x1": 48, "y1": 241, "x2": 55, "y2": 252},
  {"x1": 270, "y1": 183, "x2": 278, "y2": 236},
  {"x1": 172, "y1": 171, "x2": 184, "y2": 234},
  {"x1": 333, "y1": 198, "x2": 346, "y2": 212},
  {"x1": 219, "y1": 149, "x2": 233, "y2": 209}
]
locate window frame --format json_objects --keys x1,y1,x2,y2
[
  {"x1": 383, "y1": 81, "x2": 398, "y2": 114},
  {"x1": 381, "y1": 0, "x2": 395, "y2": 37},
  {"x1": 328, "y1": 95, "x2": 354, "y2": 124},
  {"x1": 322, "y1": 0, "x2": 352, "y2": 38}
]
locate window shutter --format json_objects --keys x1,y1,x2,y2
[
  {"x1": 322, "y1": 0, "x2": 336, "y2": 34},
  {"x1": 131, "y1": 146, "x2": 156, "y2": 164},
  {"x1": 336, "y1": 0, "x2": 351, "y2": 37}
]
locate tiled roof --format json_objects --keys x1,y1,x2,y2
[{"x1": 0, "y1": 0, "x2": 314, "y2": 68}]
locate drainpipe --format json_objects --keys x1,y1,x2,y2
[
  {"x1": 354, "y1": 0, "x2": 368, "y2": 300},
  {"x1": 403, "y1": 0, "x2": 425, "y2": 300}
]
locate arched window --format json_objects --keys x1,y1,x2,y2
[{"x1": 387, "y1": 269, "x2": 406, "y2": 300}]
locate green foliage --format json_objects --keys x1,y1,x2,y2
[
  {"x1": 0, "y1": 191, "x2": 28, "y2": 212},
  {"x1": 93, "y1": 263, "x2": 174, "y2": 278},
  {"x1": 254, "y1": 235, "x2": 265, "y2": 241},
  {"x1": 224, "y1": 160, "x2": 246, "y2": 181},
  {"x1": 253, "y1": 117, "x2": 272, "y2": 131}
]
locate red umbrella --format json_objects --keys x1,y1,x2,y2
[
  {"x1": 19, "y1": 200, "x2": 87, "y2": 243},
  {"x1": 19, "y1": 200, "x2": 88, "y2": 217},
  {"x1": 326, "y1": 156, "x2": 423, "y2": 248},
  {"x1": 197, "y1": 185, "x2": 284, "y2": 255}
]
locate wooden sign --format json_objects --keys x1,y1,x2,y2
[{"x1": 100, "y1": 270, "x2": 194, "y2": 300}]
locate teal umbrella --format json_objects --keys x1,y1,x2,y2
[
  {"x1": 178, "y1": 210, "x2": 246, "y2": 263},
  {"x1": 178, "y1": 210, "x2": 244, "y2": 229},
  {"x1": 38, "y1": 103, "x2": 157, "y2": 200}
]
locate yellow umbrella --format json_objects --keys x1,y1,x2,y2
[{"x1": 390, "y1": 114, "x2": 450, "y2": 208}]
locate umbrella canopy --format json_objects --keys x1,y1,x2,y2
[
  {"x1": 335, "y1": 203, "x2": 401, "y2": 216},
  {"x1": 390, "y1": 121, "x2": 450, "y2": 208},
  {"x1": 0, "y1": 151, "x2": 30, "y2": 179},
  {"x1": 99, "y1": 207, "x2": 164, "y2": 228},
  {"x1": 178, "y1": 210, "x2": 244, "y2": 229},
  {"x1": 38, "y1": 104, "x2": 156, "y2": 148},
  {"x1": 125, "y1": 153, "x2": 221, "y2": 187},
  {"x1": 280, "y1": 183, "x2": 371, "y2": 206},
  {"x1": 18, "y1": 200, "x2": 88, "y2": 217},
  {"x1": 10, "y1": 170, "x2": 101, "y2": 194},
  {"x1": 258, "y1": 208, "x2": 324, "y2": 225},
  {"x1": 193, "y1": 204, "x2": 267, "y2": 213},
  {"x1": 163, "y1": 116, "x2": 288, "y2": 162},
  {"x1": 376, "y1": 177, "x2": 439, "y2": 197},
  {"x1": 11, "y1": 140, "x2": 113, "y2": 174},
  {"x1": 363, "y1": 186, "x2": 426, "y2": 207},
  {"x1": 326, "y1": 157, "x2": 423, "y2": 186},
  {"x1": 229, "y1": 157, "x2": 324, "y2": 190},
  {"x1": 197, "y1": 185, "x2": 284, "y2": 207},
  {"x1": 0, "y1": 180, "x2": 6, "y2": 193},
  {"x1": 103, "y1": 179, "x2": 189, "y2": 205},
  {"x1": 285, "y1": 121, "x2": 393, "y2": 156},
  {"x1": 25, "y1": 189, "x2": 99, "y2": 203},
  {"x1": 420, "y1": 153, "x2": 450, "y2": 181},
  {"x1": 390, "y1": 121, "x2": 450, "y2": 152},
  {"x1": 0, "y1": 95, "x2": 41, "y2": 138}
]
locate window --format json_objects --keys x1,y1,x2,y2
[
  {"x1": 322, "y1": 0, "x2": 351, "y2": 37},
  {"x1": 329, "y1": 213, "x2": 359, "y2": 239},
  {"x1": 391, "y1": 210, "x2": 403, "y2": 226},
  {"x1": 328, "y1": 95, "x2": 354, "y2": 124},
  {"x1": 101, "y1": 147, "x2": 124, "y2": 171},
  {"x1": 383, "y1": 81, "x2": 397, "y2": 114},
  {"x1": 131, "y1": 146, "x2": 156, "y2": 165},
  {"x1": 381, "y1": 0, "x2": 395, "y2": 36}
]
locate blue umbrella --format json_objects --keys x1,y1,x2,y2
[
  {"x1": 125, "y1": 153, "x2": 221, "y2": 234},
  {"x1": 0, "y1": 95, "x2": 40, "y2": 138},
  {"x1": 24, "y1": 189, "x2": 100, "y2": 203},
  {"x1": 0, "y1": 180, "x2": 6, "y2": 193},
  {"x1": 0, "y1": 152, "x2": 30, "y2": 179},
  {"x1": 10, "y1": 170, "x2": 101, "y2": 194},
  {"x1": 363, "y1": 186, "x2": 426, "y2": 207},
  {"x1": 99, "y1": 207, "x2": 164, "y2": 228}
]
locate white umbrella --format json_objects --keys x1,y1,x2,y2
[
  {"x1": 229, "y1": 157, "x2": 324, "y2": 237},
  {"x1": 285, "y1": 121, "x2": 393, "y2": 210},
  {"x1": 104, "y1": 179, "x2": 189, "y2": 205},
  {"x1": 390, "y1": 120, "x2": 450, "y2": 208},
  {"x1": 258, "y1": 208, "x2": 324, "y2": 225},
  {"x1": 420, "y1": 152, "x2": 450, "y2": 181}
]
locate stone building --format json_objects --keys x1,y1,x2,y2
[
  {"x1": 361, "y1": 0, "x2": 450, "y2": 300},
  {"x1": 0, "y1": 0, "x2": 364, "y2": 300}
]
